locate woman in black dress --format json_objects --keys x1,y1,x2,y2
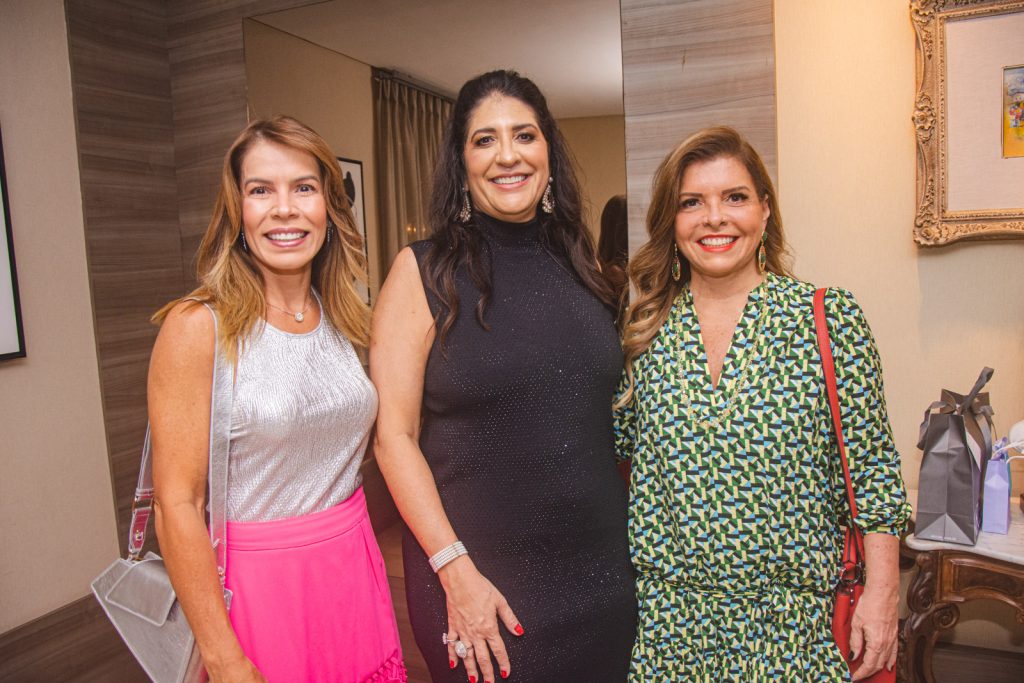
[{"x1": 371, "y1": 70, "x2": 637, "y2": 683}]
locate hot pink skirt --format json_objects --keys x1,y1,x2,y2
[{"x1": 225, "y1": 488, "x2": 407, "y2": 683}]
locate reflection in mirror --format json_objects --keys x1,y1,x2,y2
[
  {"x1": 244, "y1": 5, "x2": 624, "y2": 677},
  {"x1": 245, "y1": 0, "x2": 625, "y2": 293}
]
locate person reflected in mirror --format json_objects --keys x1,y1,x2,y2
[
  {"x1": 598, "y1": 193, "x2": 629, "y2": 316},
  {"x1": 149, "y1": 116, "x2": 406, "y2": 683},
  {"x1": 615, "y1": 126, "x2": 910, "y2": 681},
  {"x1": 371, "y1": 70, "x2": 637, "y2": 683}
]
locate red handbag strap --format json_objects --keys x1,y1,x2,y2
[{"x1": 813, "y1": 288, "x2": 859, "y2": 521}]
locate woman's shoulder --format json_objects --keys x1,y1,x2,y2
[
  {"x1": 403, "y1": 239, "x2": 440, "y2": 281},
  {"x1": 407, "y1": 238, "x2": 433, "y2": 260},
  {"x1": 151, "y1": 299, "x2": 217, "y2": 374},
  {"x1": 769, "y1": 273, "x2": 859, "y2": 310},
  {"x1": 387, "y1": 244, "x2": 428, "y2": 287},
  {"x1": 773, "y1": 276, "x2": 872, "y2": 340},
  {"x1": 159, "y1": 298, "x2": 216, "y2": 339},
  {"x1": 767, "y1": 272, "x2": 815, "y2": 299}
]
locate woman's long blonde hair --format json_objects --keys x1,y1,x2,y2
[
  {"x1": 154, "y1": 116, "x2": 369, "y2": 358},
  {"x1": 616, "y1": 126, "x2": 793, "y2": 408}
]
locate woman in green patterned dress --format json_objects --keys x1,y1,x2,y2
[{"x1": 615, "y1": 126, "x2": 910, "y2": 681}]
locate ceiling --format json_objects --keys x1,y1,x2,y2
[{"x1": 254, "y1": 0, "x2": 624, "y2": 118}]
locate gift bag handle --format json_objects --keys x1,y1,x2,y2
[{"x1": 959, "y1": 367, "x2": 994, "y2": 416}]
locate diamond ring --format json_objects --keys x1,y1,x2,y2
[{"x1": 441, "y1": 632, "x2": 472, "y2": 659}]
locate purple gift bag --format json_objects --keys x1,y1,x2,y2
[
  {"x1": 981, "y1": 456, "x2": 1011, "y2": 534},
  {"x1": 981, "y1": 438, "x2": 1023, "y2": 535}
]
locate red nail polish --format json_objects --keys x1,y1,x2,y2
[
  {"x1": 469, "y1": 677, "x2": 476, "y2": 683},
  {"x1": 514, "y1": 624, "x2": 524, "y2": 635},
  {"x1": 450, "y1": 659, "x2": 456, "y2": 669},
  {"x1": 501, "y1": 670, "x2": 509, "y2": 679}
]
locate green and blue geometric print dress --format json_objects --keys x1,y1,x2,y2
[{"x1": 615, "y1": 273, "x2": 910, "y2": 682}]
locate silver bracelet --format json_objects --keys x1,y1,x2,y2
[{"x1": 428, "y1": 540, "x2": 468, "y2": 573}]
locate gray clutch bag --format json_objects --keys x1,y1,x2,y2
[{"x1": 92, "y1": 304, "x2": 233, "y2": 682}]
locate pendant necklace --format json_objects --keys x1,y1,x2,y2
[{"x1": 267, "y1": 291, "x2": 312, "y2": 323}]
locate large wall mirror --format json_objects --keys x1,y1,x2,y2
[
  {"x1": 246, "y1": 0, "x2": 626, "y2": 293},
  {"x1": 241, "y1": 8, "x2": 626, "y2": 674}
]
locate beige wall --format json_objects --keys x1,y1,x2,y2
[
  {"x1": 0, "y1": 0, "x2": 118, "y2": 633},
  {"x1": 776, "y1": 0, "x2": 1024, "y2": 652},
  {"x1": 243, "y1": 19, "x2": 381, "y2": 294},
  {"x1": 559, "y1": 115, "x2": 627, "y2": 240}
]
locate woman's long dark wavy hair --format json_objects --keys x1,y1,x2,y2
[{"x1": 421, "y1": 69, "x2": 614, "y2": 346}]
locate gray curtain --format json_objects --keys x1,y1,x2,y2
[{"x1": 373, "y1": 72, "x2": 453, "y2": 278}]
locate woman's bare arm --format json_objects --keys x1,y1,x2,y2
[
  {"x1": 149, "y1": 303, "x2": 263, "y2": 682},
  {"x1": 371, "y1": 247, "x2": 521, "y2": 682}
]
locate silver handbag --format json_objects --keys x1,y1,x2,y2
[{"x1": 92, "y1": 304, "x2": 233, "y2": 683}]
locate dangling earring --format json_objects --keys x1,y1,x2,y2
[
  {"x1": 671, "y1": 243, "x2": 682, "y2": 282},
  {"x1": 541, "y1": 176, "x2": 555, "y2": 214},
  {"x1": 457, "y1": 187, "x2": 472, "y2": 223},
  {"x1": 239, "y1": 230, "x2": 249, "y2": 253},
  {"x1": 326, "y1": 220, "x2": 333, "y2": 246},
  {"x1": 756, "y1": 231, "x2": 768, "y2": 274}
]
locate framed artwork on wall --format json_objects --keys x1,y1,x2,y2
[
  {"x1": 1004, "y1": 64, "x2": 1024, "y2": 158},
  {"x1": 0, "y1": 126, "x2": 26, "y2": 361},
  {"x1": 337, "y1": 157, "x2": 370, "y2": 303},
  {"x1": 911, "y1": 0, "x2": 1024, "y2": 245}
]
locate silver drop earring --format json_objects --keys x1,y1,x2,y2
[
  {"x1": 457, "y1": 187, "x2": 472, "y2": 223},
  {"x1": 541, "y1": 176, "x2": 555, "y2": 214},
  {"x1": 326, "y1": 220, "x2": 333, "y2": 246},
  {"x1": 240, "y1": 231, "x2": 249, "y2": 253}
]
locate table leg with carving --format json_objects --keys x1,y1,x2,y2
[
  {"x1": 900, "y1": 552, "x2": 959, "y2": 683},
  {"x1": 898, "y1": 548, "x2": 1024, "y2": 683}
]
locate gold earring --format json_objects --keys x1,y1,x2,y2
[
  {"x1": 671, "y1": 243, "x2": 682, "y2": 282},
  {"x1": 541, "y1": 177, "x2": 555, "y2": 214},
  {"x1": 756, "y1": 232, "x2": 767, "y2": 274},
  {"x1": 457, "y1": 187, "x2": 472, "y2": 223}
]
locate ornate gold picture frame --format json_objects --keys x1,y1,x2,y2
[{"x1": 912, "y1": 0, "x2": 1024, "y2": 245}]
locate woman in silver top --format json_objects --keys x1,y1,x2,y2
[{"x1": 149, "y1": 116, "x2": 406, "y2": 682}]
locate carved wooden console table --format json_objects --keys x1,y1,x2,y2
[{"x1": 899, "y1": 496, "x2": 1024, "y2": 682}]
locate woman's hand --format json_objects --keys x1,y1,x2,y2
[
  {"x1": 205, "y1": 653, "x2": 267, "y2": 683},
  {"x1": 850, "y1": 533, "x2": 901, "y2": 681},
  {"x1": 440, "y1": 557, "x2": 523, "y2": 683},
  {"x1": 849, "y1": 583, "x2": 898, "y2": 680}
]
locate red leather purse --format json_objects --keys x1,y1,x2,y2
[{"x1": 813, "y1": 288, "x2": 896, "y2": 683}]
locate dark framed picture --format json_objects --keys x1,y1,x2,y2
[
  {"x1": 0, "y1": 126, "x2": 26, "y2": 361},
  {"x1": 337, "y1": 157, "x2": 370, "y2": 303}
]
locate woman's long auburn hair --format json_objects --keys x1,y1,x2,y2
[
  {"x1": 616, "y1": 126, "x2": 793, "y2": 408},
  {"x1": 154, "y1": 116, "x2": 370, "y2": 359},
  {"x1": 421, "y1": 69, "x2": 614, "y2": 347}
]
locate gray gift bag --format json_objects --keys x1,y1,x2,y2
[{"x1": 915, "y1": 367, "x2": 994, "y2": 545}]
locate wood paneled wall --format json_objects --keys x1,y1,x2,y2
[
  {"x1": 66, "y1": 0, "x2": 183, "y2": 553},
  {"x1": 0, "y1": 2, "x2": 336, "y2": 677},
  {"x1": 66, "y1": 0, "x2": 323, "y2": 555},
  {"x1": 167, "y1": 0, "x2": 317, "y2": 281},
  {"x1": 0, "y1": 597, "x2": 146, "y2": 682},
  {"x1": 620, "y1": 0, "x2": 777, "y2": 253}
]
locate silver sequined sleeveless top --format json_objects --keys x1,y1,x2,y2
[{"x1": 227, "y1": 303, "x2": 377, "y2": 522}]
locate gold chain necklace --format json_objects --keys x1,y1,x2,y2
[{"x1": 671, "y1": 286, "x2": 772, "y2": 430}]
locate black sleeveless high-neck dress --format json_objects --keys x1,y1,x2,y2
[{"x1": 405, "y1": 213, "x2": 637, "y2": 682}]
